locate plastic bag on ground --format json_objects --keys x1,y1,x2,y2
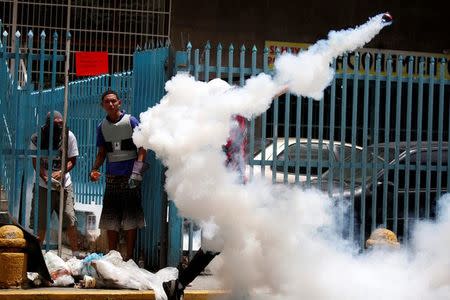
[
  {"x1": 43, "y1": 251, "x2": 75, "y2": 286},
  {"x1": 91, "y1": 250, "x2": 178, "y2": 300},
  {"x1": 66, "y1": 257, "x2": 83, "y2": 277},
  {"x1": 81, "y1": 252, "x2": 104, "y2": 278}
]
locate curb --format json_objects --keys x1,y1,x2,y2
[{"x1": 0, "y1": 288, "x2": 229, "y2": 300}]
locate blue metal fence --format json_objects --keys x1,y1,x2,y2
[
  {"x1": 1, "y1": 28, "x2": 449, "y2": 268},
  {"x1": 0, "y1": 26, "x2": 66, "y2": 228},
  {"x1": 132, "y1": 46, "x2": 170, "y2": 268},
  {"x1": 0, "y1": 23, "x2": 169, "y2": 268},
  {"x1": 172, "y1": 42, "x2": 449, "y2": 257}
]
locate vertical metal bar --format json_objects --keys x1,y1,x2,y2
[
  {"x1": 194, "y1": 48, "x2": 199, "y2": 80},
  {"x1": 167, "y1": 201, "x2": 182, "y2": 267},
  {"x1": 392, "y1": 55, "x2": 403, "y2": 234},
  {"x1": 188, "y1": 221, "x2": 193, "y2": 259},
  {"x1": 447, "y1": 65, "x2": 450, "y2": 196},
  {"x1": 186, "y1": 42, "x2": 192, "y2": 74},
  {"x1": 227, "y1": 44, "x2": 234, "y2": 84},
  {"x1": 403, "y1": 56, "x2": 414, "y2": 242},
  {"x1": 34, "y1": 30, "x2": 46, "y2": 236},
  {"x1": 9, "y1": 0, "x2": 18, "y2": 77},
  {"x1": 0, "y1": 27, "x2": 7, "y2": 188},
  {"x1": 295, "y1": 95, "x2": 302, "y2": 184},
  {"x1": 26, "y1": 31, "x2": 34, "y2": 91},
  {"x1": 425, "y1": 58, "x2": 435, "y2": 219},
  {"x1": 58, "y1": 0, "x2": 71, "y2": 257},
  {"x1": 436, "y1": 58, "x2": 445, "y2": 202},
  {"x1": 44, "y1": 31, "x2": 59, "y2": 250},
  {"x1": 261, "y1": 46, "x2": 269, "y2": 178},
  {"x1": 350, "y1": 52, "x2": 360, "y2": 245},
  {"x1": 317, "y1": 84, "x2": 324, "y2": 187},
  {"x1": 360, "y1": 53, "x2": 370, "y2": 242},
  {"x1": 20, "y1": 30, "x2": 35, "y2": 226},
  {"x1": 216, "y1": 43, "x2": 222, "y2": 79},
  {"x1": 327, "y1": 59, "x2": 337, "y2": 197},
  {"x1": 12, "y1": 30, "x2": 21, "y2": 218},
  {"x1": 340, "y1": 54, "x2": 349, "y2": 237},
  {"x1": 271, "y1": 48, "x2": 281, "y2": 183},
  {"x1": 415, "y1": 57, "x2": 424, "y2": 220},
  {"x1": 51, "y1": 32, "x2": 58, "y2": 88},
  {"x1": 283, "y1": 91, "x2": 290, "y2": 184},
  {"x1": 204, "y1": 41, "x2": 210, "y2": 82},
  {"x1": 306, "y1": 97, "x2": 313, "y2": 187},
  {"x1": 281, "y1": 48, "x2": 292, "y2": 183},
  {"x1": 382, "y1": 55, "x2": 392, "y2": 228},
  {"x1": 239, "y1": 45, "x2": 245, "y2": 86},
  {"x1": 371, "y1": 53, "x2": 381, "y2": 231},
  {"x1": 249, "y1": 45, "x2": 257, "y2": 180}
]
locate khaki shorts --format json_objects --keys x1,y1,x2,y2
[{"x1": 30, "y1": 185, "x2": 77, "y2": 231}]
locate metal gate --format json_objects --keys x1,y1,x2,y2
[
  {"x1": 2, "y1": 28, "x2": 449, "y2": 268},
  {"x1": 0, "y1": 22, "x2": 170, "y2": 269},
  {"x1": 132, "y1": 45, "x2": 170, "y2": 268},
  {"x1": 170, "y1": 42, "x2": 449, "y2": 259}
]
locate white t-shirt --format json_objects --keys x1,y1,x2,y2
[{"x1": 29, "y1": 131, "x2": 79, "y2": 189}]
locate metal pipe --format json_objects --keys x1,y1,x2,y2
[
  {"x1": 58, "y1": 0, "x2": 71, "y2": 258},
  {"x1": 10, "y1": 0, "x2": 18, "y2": 78}
]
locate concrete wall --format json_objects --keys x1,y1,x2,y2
[{"x1": 170, "y1": 0, "x2": 449, "y2": 54}]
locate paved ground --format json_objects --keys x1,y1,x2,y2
[
  {"x1": 187, "y1": 273, "x2": 224, "y2": 290},
  {"x1": 0, "y1": 274, "x2": 228, "y2": 300},
  {"x1": 0, "y1": 270, "x2": 228, "y2": 300},
  {"x1": 0, "y1": 288, "x2": 229, "y2": 300},
  {"x1": 0, "y1": 244, "x2": 229, "y2": 299}
]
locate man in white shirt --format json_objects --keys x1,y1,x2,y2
[{"x1": 29, "y1": 111, "x2": 79, "y2": 256}]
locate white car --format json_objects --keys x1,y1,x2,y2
[{"x1": 248, "y1": 138, "x2": 363, "y2": 184}]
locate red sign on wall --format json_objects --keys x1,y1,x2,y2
[{"x1": 75, "y1": 52, "x2": 108, "y2": 76}]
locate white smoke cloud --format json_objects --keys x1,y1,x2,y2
[
  {"x1": 274, "y1": 13, "x2": 390, "y2": 100},
  {"x1": 133, "y1": 13, "x2": 450, "y2": 300}
]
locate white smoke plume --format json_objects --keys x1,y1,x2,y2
[
  {"x1": 133, "y1": 13, "x2": 450, "y2": 300},
  {"x1": 274, "y1": 13, "x2": 390, "y2": 100}
]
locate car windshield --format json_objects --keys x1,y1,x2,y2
[
  {"x1": 367, "y1": 145, "x2": 396, "y2": 162},
  {"x1": 277, "y1": 142, "x2": 331, "y2": 161},
  {"x1": 320, "y1": 152, "x2": 385, "y2": 184},
  {"x1": 252, "y1": 138, "x2": 274, "y2": 156},
  {"x1": 274, "y1": 141, "x2": 332, "y2": 175}
]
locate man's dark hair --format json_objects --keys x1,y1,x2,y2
[{"x1": 101, "y1": 89, "x2": 119, "y2": 103}]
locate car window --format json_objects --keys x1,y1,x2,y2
[
  {"x1": 368, "y1": 145, "x2": 396, "y2": 162},
  {"x1": 393, "y1": 149, "x2": 448, "y2": 190},
  {"x1": 277, "y1": 143, "x2": 330, "y2": 161},
  {"x1": 335, "y1": 144, "x2": 352, "y2": 161},
  {"x1": 321, "y1": 152, "x2": 383, "y2": 184},
  {"x1": 252, "y1": 138, "x2": 273, "y2": 156},
  {"x1": 274, "y1": 143, "x2": 330, "y2": 175},
  {"x1": 409, "y1": 149, "x2": 448, "y2": 164}
]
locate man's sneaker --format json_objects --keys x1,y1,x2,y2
[{"x1": 163, "y1": 279, "x2": 184, "y2": 300}]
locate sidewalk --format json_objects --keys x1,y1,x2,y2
[
  {"x1": 0, "y1": 273, "x2": 228, "y2": 300},
  {"x1": 0, "y1": 274, "x2": 228, "y2": 300},
  {"x1": 0, "y1": 236, "x2": 229, "y2": 299},
  {"x1": 0, "y1": 288, "x2": 229, "y2": 300}
]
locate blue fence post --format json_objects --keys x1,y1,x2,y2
[
  {"x1": 413, "y1": 58, "x2": 424, "y2": 221},
  {"x1": 11, "y1": 30, "x2": 21, "y2": 218},
  {"x1": 425, "y1": 57, "x2": 435, "y2": 219}
]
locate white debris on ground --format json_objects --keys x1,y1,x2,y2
[{"x1": 30, "y1": 250, "x2": 178, "y2": 300}]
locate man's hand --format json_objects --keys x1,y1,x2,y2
[
  {"x1": 128, "y1": 161, "x2": 149, "y2": 189},
  {"x1": 50, "y1": 177, "x2": 62, "y2": 190},
  {"x1": 51, "y1": 170, "x2": 62, "y2": 181},
  {"x1": 90, "y1": 169, "x2": 101, "y2": 182}
]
